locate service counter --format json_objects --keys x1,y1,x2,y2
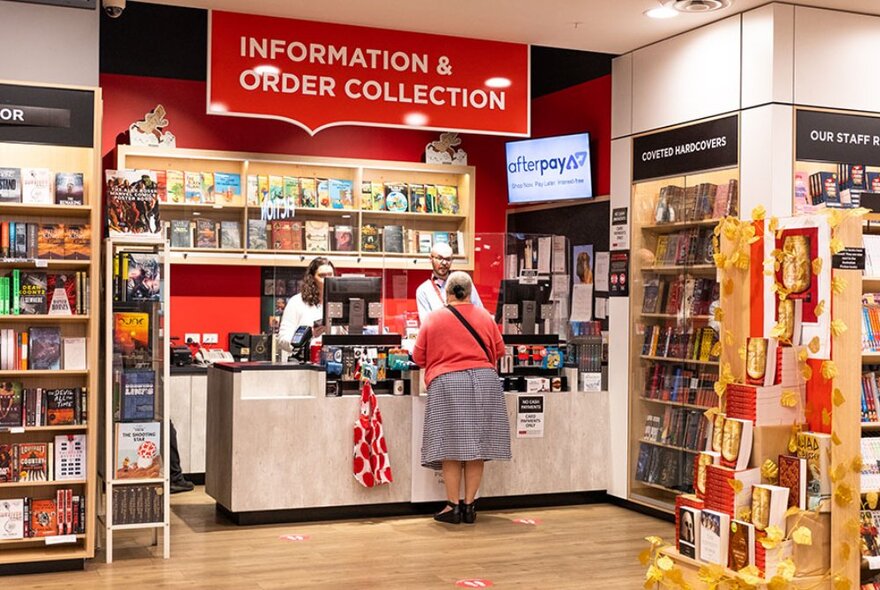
[{"x1": 205, "y1": 362, "x2": 609, "y2": 522}]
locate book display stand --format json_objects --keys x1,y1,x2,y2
[
  {"x1": 0, "y1": 80, "x2": 101, "y2": 572},
  {"x1": 99, "y1": 237, "x2": 170, "y2": 563}
]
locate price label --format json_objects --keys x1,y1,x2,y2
[
  {"x1": 45, "y1": 534, "x2": 77, "y2": 545},
  {"x1": 34, "y1": 259, "x2": 48, "y2": 268}
]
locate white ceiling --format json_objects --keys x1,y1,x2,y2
[{"x1": 147, "y1": 0, "x2": 880, "y2": 54}]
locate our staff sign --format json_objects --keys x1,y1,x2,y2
[
  {"x1": 208, "y1": 11, "x2": 529, "y2": 136},
  {"x1": 796, "y1": 110, "x2": 880, "y2": 166}
]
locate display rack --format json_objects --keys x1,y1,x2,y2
[
  {"x1": 99, "y1": 237, "x2": 170, "y2": 563},
  {"x1": 628, "y1": 166, "x2": 739, "y2": 513},
  {"x1": 0, "y1": 81, "x2": 101, "y2": 570},
  {"x1": 114, "y1": 146, "x2": 475, "y2": 271}
]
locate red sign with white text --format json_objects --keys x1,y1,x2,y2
[{"x1": 208, "y1": 11, "x2": 530, "y2": 136}]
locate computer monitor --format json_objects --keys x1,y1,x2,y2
[
  {"x1": 323, "y1": 277, "x2": 383, "y2": 335},
  {"x1": 495, "y1": 279, "x2": 553, "y2": 335}
]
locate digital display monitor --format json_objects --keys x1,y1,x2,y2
[
  {"x1": 323, "y1": 276, "x2": 382, "y2": 335},
  {"x1": 495, "y1": 279, "x2": 552, "y2": 335},
  {"x1": 506, "y1": 133, "x2": 592, "y2": 204}
]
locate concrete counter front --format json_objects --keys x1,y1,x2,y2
[{"x1": 205, "y1": 362, "x2": 609, "y2": 522}]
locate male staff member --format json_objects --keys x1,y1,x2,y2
[{"x1": 416, "y1": 243, "x2": 483, "y2": 325}]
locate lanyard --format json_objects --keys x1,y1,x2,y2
[{"x1": 431, "y1": 277, "x2": 445, "y2": 305}]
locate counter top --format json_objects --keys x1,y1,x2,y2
[
  {"x1": 212, "y1": 361, "x2": 325, "y2": 373},
  {"x1": 171, "y1": 365, "x2": 209, "y2": 376}
]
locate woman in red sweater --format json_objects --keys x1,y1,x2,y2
[{"x1": 413, "y1": 271, "x2": 511, "y2": 525}]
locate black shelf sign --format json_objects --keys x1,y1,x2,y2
[
  {"x1": 632, "y1": 115, "x2": 738, "y2": 182},
  {"x1": 832, "y1": 247, "x2": 865, "y2": 271},
  {"x1": 796, "y1": 110, "x2": 880, "y2": 167},
  {"x1": 0, "y1": 84, "x2": 94, "y2": 148}
]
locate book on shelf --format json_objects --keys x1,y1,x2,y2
[
  {"x1": 47, "y1": 272, "x2": 89, "y2": 315},
  {"x1": 65, "y1": 224, "x2": 90, "y2": 260},
  {"x1": 333, "y1": 225, "x2": 354, "y2": 252},
  {"x1": 329, "y1": 179, "x2": 354, "y2": 209},
  {"x1": 247, "y1": 219, "x2": 268, "y2": 250},
  {"x1": 17, "y1": 442, "x2": 50, "y2": 482},
  {"x1": 269, "y1": 175, "x2": 284, "y2": 203},
  {"x1": 282, "y1": 176, "x2": 300, "y2": 207},
  {"x1": 112, "y1": 483, "x2": 164, "y2": 525},
  {"x1": 750, "y1": 484, "x2": 789, "y2": 532},
  {"x1": 46, "y1": 388, "x2": 77, "y2": 425},
  {"x1": 727, "y1": 519, "x2": 755, "y2": 570},
  {"x1": 725, "y1": 383, "x2": 801, "y2": 426},
  {"x1": 698, "y1": 509, "x2": 730, "y2": 567},
  {"x1": 54, "y1": 173, "x2": 84, "y2": 206},
  {"x1": 410, "y1": 184, "x2": 427, "y2": 212},
  {"x1": 195, "y1": 218, "x2": 218, "y2": 248},
  {"x1": 677, "y1": 505, "x2": 701, "y2": 559},
  {"x1": 106, "y1": 169, "x2": 160, "y2": 236},
  {"x1": 113, "y1": 311, "x2": 151, "y2": 369},
  {"x1": 184, "y1": 171, "x2": 202, "y2": 203},
  {"x1": 29, "y1": 326, "x2": 61, "y2": 370},
  {"x1": 120, "y1": 252, "x2": 161, "y2": 301},
  {"x1": 359, "y1": 181, "x2": 373, "y2": 211},
  {"x1": 635, "y1": 443, "x2": 692, "y2": 492},
  {"x1": 316, "y1": 178, "x2": 330, "y2": 208},
  {"x1": 694, "y1": 451, "x2": 720, "y2": 499},
  {"x1": 165, "y1": 170, "x2": 184, "y2": 203},
  {"x1": 863, "y1": 371, "x2": 880, "y2": 422},
  {"x1": 220, "y1": 220, "x2": 242, "y2": 249},
  {"x1": 674, "y1": 495, "x2": 704, "y2": 552},
  {"x1": 384, "y1": 182, "x2": 409, "y2": 212},
  {"x1": 170, "y1": 219, "x2": 194, "y2": 248},
  {"x1": 37, "y1": 223, "x2": 65, "y2": 260},
  {"x1": 214, "y1": 172, "x2": 241, "y2": 205},
  {"x1": 114, "y1": 421, "x2": 161, "y2": 480},
  {"x1": 305, "y1": 220, "x2": 329, "y2": 252},
  {"x1": 796, "y1": 431, "x2": 831, "y2": 511},
  {"x1": 0, "y1": 498, "x2": 24, "y2": 539},
  {"x1": 21, "y1": 168, "x2": 53, "y2": 204},
  {"x1": 300, "y1": 177, "x2": 318, "y2": 208},
  {"x1": 0, "y1": 381, "x2": 23, "y2": 428},
  {"x1": 860, "y1": 510, "x2": 880, "y2": 561},
  {"x1": 30, "y1": 499, "x2": 57, "y2": 537},
  {"x1": 201, "y1": 172, "x2": 216, "y2": 204},
  {"x1": 436, "y1": 185, "x2": 459, "y2": 214},
  {"x1": 702, "y1": 465, "x2": 760, "y2": 517},
  {"x1": 383, "y1": 225, "x2": 404, "y2": 253},
  {"x1": 777, "y1": 454, "x2": 807, "y2": 510},
  {"x1": 362, "y1": 224, "x2": 381, "y2": 252},
  {"x1": 18, "y1": 271, "x2": 47, "y2": 314},
  {"x1": 863, "y1": 438, "x2": 880, "y2": 492},
  {"x1": 0, "y1": 168, "x2": 22, "y2": 203},
  {"x1": 425, "y1": 185, "x2": 438, "y2": 213},
  {"x1": 54, "y1": 434, "x2": 86, "y2": 481},
  {"x1": 270, "y1": 220, "x2": 293, "y2": 251},
  {"x1": 369, "y1": 181, "x2": 385, "y2": 211},
  {"x1": 120, "y1": 369, "x2": 155, "y2": 422}
]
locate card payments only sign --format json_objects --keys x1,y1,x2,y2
[{"x1": 208, "y1": 11, "x2": 529, "y2": 136}]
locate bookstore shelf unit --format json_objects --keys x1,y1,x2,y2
[
  {"x1": 114, "y1": 146, "x2": 475, "y2": 271},
  {"x1": 0, "y1": 81, "x2": 101, "y2": 568},
  {"x1": 629, "y1": 165, "x2": 739, "y2": 513},
  {"x1": 99, "y1": 237, "x2": 170, "y2": 563}
]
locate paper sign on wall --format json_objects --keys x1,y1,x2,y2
[
  {"x1": 517, "y1": 395, "x2": 544, "y2": 438},
  {"x1": 611, "y1": 207, "x2": 629, "y2": 251}
]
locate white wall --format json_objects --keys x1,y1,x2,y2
[
  {"x1": 740, "y1": 104, "x2": 794, "y2": 218},
  {"x1": 741, "y1": 3, "x2": 794, "y2": 108},
  {"x1": 0, "y1": 2, "x2": 99, "y2": 87}
]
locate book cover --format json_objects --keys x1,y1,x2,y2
[
  {"x1": 47, "y1": 273, "x2": 76, "y2": 315},
  {"x1": 21, "y1": 168, "x2": 52, "y2": 204},
  {"x1": 290, "y1": 221, "x2": 304, "y2": 251},
  {"x1": 201, "y1": 172, "x2": 215, "y2": 203},
  {"x1": 385, "y1": 182, "x2": 408, "y2": 212},
  {"x1": 54, "y1": 434, "x2": 86, "y2": 481},
  {"x1": 0, "y1": 444, "x2": 13, "y2": 482},
  {"x1": 300, "y1": 177, "x2": 317, "y2": 208},
  {"x1": 359, "y1": 180, "x2": 372, "y2": 210},
  {"x1": 246, "y1": 174, "x2": 258, "y2": 206},
  {"x1": 268, "y1": 175, "x2": 284, "y2": 203},
  {"x1": 426, "y1": 184, "x2": 438, "y2": 213},
  {"x1": 113, "y1": 311, "x2": 151, "y2": 368},
  {"x1": 166, "y1": 170, "x2": 185, "y2": 203},
  {"x1": 220, "y1": 221, "x2": 242, "y2": 249},
  {"x1": 410, "y1": 184, "x2": 427, "y2": 212},
  {"x1": 214, "y1": 172, "x2": 241, "y2": 205},
  {"x1": 29, "y1": 326, "x2": 61, "y2": 370},
  {"x1": 0, "y1": 168, "x2": 21, "y2": 203},
  {"x1": 247, "y1": 219, "x2": 268, "y2": 250},
  {"x1": 46, "y1": 388, "x2": 77, "y2": 425},
  {"x1": 678, "y1": 506, "x2": 701, "y2": 559},
  {"x1": 19, "y1": 272, "x2": 47, "y2": 314},
  {"x1": 778, "y1": 454, "x2": 807, "y2": 510},
  {"x1": 727, "y1": 520, "x2": 755, "y2": 571},
  {"x1": 751, "y1": 484, "x2": 790, "y2": 532},
  {"x1": 30, "y1": 499, "x2": 56, "y2": 537},
  {"x1": 195, "y1": 219, "x2": 218, "y2": 249},
  {"x1": 64, "y1": 224, "x2": 90, "y2": 261},
  {"x1": 418, "y1": 231, "x2": 433, "y2": 254},
  {"x1": 54, "y1": 173, "x2": 84, "y2": 206},
  {"x1": 106, "y1": 170, "x2": 161, "y2": 236},
  {"x1": 0, "y1": 499, "x2": 24, "y2": 539},
  {"x1": 272, "y1": 220, "x2": 293, "y2": 250},
  {"x1": 305, "y1": 220, "x2": 329, "y2": 252},
  {"x1": 329, "y1": 179, "x2": 353, "y2": 209},
  {"x1": 120, "y1": 369, "x2": 155, "y2": 422},
  {"x1": 642, "y1": 279, "x2": 660, "y2": 314},
  {"x1": 383, "y1": 225, "x2": 404, "y2": 253},
  {"x1": 0, "y1": 382, "x2": 23, "y2": 428},
  {"x1": 437, "y1": 185, "x2": 460, "y2": 214},
  {"x1": 183, "y1": 171, "x2": 202, "y2": 203},
  {"x1": 123, "y1": 253, "x2": 161, "y2": 301},
  {"x1": 699, "y1": 509, "x2": 730, "y2": 567},
  {"x1": 115, "y1": 421, "x2": 161, "y2": 480},
  {"x1": 317, "y1": 178, "x2": 331, "y2": 208},
  {"x1": 796, "y1": 431, "x2": 832, "y2": 510},
  {"x1": 170, "y1": 219, "x2": 193, "y2": 248},
  {"x1": 62, "y1": 337, "x2": 86, "y2": 370},
  {"x1": 37, "y1": 223, "x2": 65, "y2": 260},
  {"x1": 333, "y1": 225, "x2": 354, "y2": 252},
  {"x1": 370, "y1": 181, "x2": 385, "y2": 211},
  {"x1": 283, "y1": 176, "x2": 300, "y2": 207},
  {"x1": 361, "y1": 224, "x2": 380, "y2": 252},
  {"x1": 18, "y1": 442, "x2": 48, "y2": 482}
]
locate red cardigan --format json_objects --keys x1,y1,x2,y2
[{"x1": 413, "y1": 303, "x2": 505, "y2": 387}]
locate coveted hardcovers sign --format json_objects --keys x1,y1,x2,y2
[
  {"x1": 632, "y1": 115, "x2": 738, "y2": 182},
  {"x1": 796, "y1": 109, "x2": 880, "y2": 166},
  {"x1": 208, "y1": 10, "x2": 529, "y2": 136},
  {"x1": 0, "y1": 84, "x2": 93, "y2": 148}
]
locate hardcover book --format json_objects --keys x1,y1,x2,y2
[
  {"x1": 0, "y1": 168, "x2": 21, "y2": 203},
  {"x1": 796, "y1": 431, "x2": 832, "y2": 510},
  {"x1": 329, "y1": 179, "x2": 353, "y2": 209},
  {"x1": 360, "y1": 180, "x2": 372, "y2": 210},
  {"x1": 19, "y1": 272, "x2": 47, "y2": 314},
  {"x1": 426, "y1": 184, "x2": 438, "y2": 213},
  {"x1": 38, "y1": 223, "x2": 65, "y2": 260},
  {"x1": 678, "y1": 506, "x2": 701, "y2": 559},
  {"x1": 113, "y1": 311, "x2": 151, "y2": 368},
  {"x1": 201, "y1": 172, "x2": 215, "y2": 203},
  {"x1": 54, "y1": 434, "x2": 86, "y2": 481},
  {"x1": 29, "y1": 326, "x2": 61, "y2": 370},
  {"x1": 30, "y1": 499, "x2": 56, "y2": 537},
  {"x1": 195, "y1": 219, "x2": 218, "y2": 249},
  {"x1": 64, "y1": 224, "x2": 90, "y2": 260},
  {"x1": 271, "y1": 220, "x2": 294, "y2": 250},
  {"x1": 46, "y1": 388, "x2": 77, "y2": 425},
  {"x1": 184, "y1": 171, "x2": 202, "y2": 203},
  {"x1": 383, "y1": 225, "x2": 404, "y2": 253},
  {"x1": 21, "y1": 168, "x2": 52, "y2": 204},
  {"x1": 166, "y1": 170, "x2": 185, "y2": 203},
  {"x1": 316, "y1": 178, "x2": 331, "y2": 208},
  {"x1": 384, "y1": 182, "x2": 409, "y2": 212},
  {"x1": 220, "y1": 221, "x2": 242, "y2": 249},
  {"x1": 214, "y1": 172, "x2": 242, "y2": 205},
  {"x1": 437, "y1": 185, "x2": 460, "y2": 214},
  {"x1": 123, "y1": 253, "x2": 161, "y2": 301},
  {"x1": 333, "y1": 225, "x2": 354, "y2": 252},
  {"x1": 170, "y1": 219, "x2": 193, "y2": 248},
  {"x1": 728, "y1": 520, "x2": 755, "y2": 571},
  {"x1": 410, "y1": 184, "x2": 428, "y2": 212},
  {"x1": 778, "y1": 454, "x2": 807, "y2": 510},
  {"x1": 305, "y1": 220, "x2": 329, "y2": 252},
  {"x1": 0, "y1": 382, "x2": 23, "y2": 428},
  {"x1": 0, "y1": 444, "x2": 13, "y2": 482},
  {"x1": 17, "y1": 442, "x2": 48, "y2": 482},
  {"x1": 247, "y1": 219, "x2": 268, "y2": 250},
  {"x1": 300, "y1": 177, "x2": 317, "y2": 208},
  {"x1": 120, "y1": 370, "x2": 155, "y2": 422},
  {"x1": 47, "y1": 273, "x2": 76, "y2": 315},
  {"x1": 0, "y1": 499, "x2": 24, "y2": 539},
  {"x1": 361, "y1": 224, "x2": 380, "y2": 252},
  {"x1": 283, "y1": 176, "x2": 300, "y2": 207},
  {"x1": 699, "y1": 509, "x2": 730, "y2": 567},
  {"x1": 106, "y1": 169, "x2": 161, "y2": 236},
  {"x1": 54, "y1": 173, "x2": 84, "y2": 206},
  {"x1": 62, "y1": 337, "x2": 87, "y2": 370},
  {"x1": 269, "y1": 175, "x2": 284, "y2": 203},
  {"x1": 290, "y1": 221, "x2": 304, "y2": 251},
  {"x1": 370, "y1": 181, "x2": 385, "y2": 211},
  {"x1": 751, "y1": 484, "x2": 790, "y2": 532},
  {"x1": 418, "y1": 231, "x2": 433, "y2": 254},
  {"x1": 115, "y1": 421, "x2": 162, "y2": 480}
]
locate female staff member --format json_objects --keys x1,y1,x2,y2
[
  {"x1": 414, "y1": 271, "x2": 511, "y2": 525},
  {"x1": 278, "y1": 256, "x2": 335, "y2": 354}
]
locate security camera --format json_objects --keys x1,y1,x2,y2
[{"x1": 103, "y1": 0, "x2": 125, "y2": 18}]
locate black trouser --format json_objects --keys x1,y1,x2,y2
[{"x1": 169, "y1": 419, "x2": 184, "y2": 482}]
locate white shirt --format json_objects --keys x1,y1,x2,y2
[
  {"x1": 278, "y1": 293, "x2": 323, "y2": 352},
  {"x1": 415, "y1": 275, "x2": 483, "y2": 325}
]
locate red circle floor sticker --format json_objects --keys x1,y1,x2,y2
[
  {"x1": 512, "y1": 517, "x2": 542, "y2": 525},
  {"x1": 455, "y1": 580, "x2": 493, "y2": 588},
  {"x1": 279, "y1": 534, "x2": 310, "y2": 542}
]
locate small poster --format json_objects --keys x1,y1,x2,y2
[
  {"x1": 551, "y1": 236, "x2": 566, "y2": 273},
  {"x1": 594, "y1": 251, "x2": 610, "y2": 292},
  {"x1": 570, "y1": 283, "x2": 593, "y2": 321},
  {"x1": 517, "y1": 395, "x2": 544, "y2": 438},
  {"x1": 611, "y1": 207, "x2": 629, "y2": 250},
  {"x1": 572, "y1": 244, "x2": 594, "y2": 286},
  {"x1": 609, "y1": 250, "x2": 630, "y2": 297}
]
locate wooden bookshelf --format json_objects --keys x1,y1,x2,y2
[
  {"x1": 0, "y1": 315, "x2": 90, "y2": 323},
  {"x1": 638, "y1": 439, "x2": 701, "y2": 454},
  {"x1": 639, "y1": 397, "x2": 713, "y2": 411},
  {"x1": 0, "y1": 480, "x2": 87, "y2": 489},
  {"x1": 639, "y1": 355, "x2": 720, "y2": 367}
]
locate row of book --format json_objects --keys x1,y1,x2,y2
[
  {"x1": 640, "y1": 325, "x2": 719, "y2": 362},
  {"x1": 862, "y1": 437, "x2": 880, "y2": 492},
  {"x1": 861, "y1": 510, "x2": 880, "y2": 560},
  {"x1": 864, "y1": 294, "x2": 880, "y2": 351},
  {"x1": 0, "y1": 328, "x2": 84, "y2": 371},
  {"x1": 635, "y1": 443, "x2": 693, "y2": 492},
  {"x1": 112, "y1": 251, "x2": 161, "y2": 304},
  {"x1": 807, "y1": 164, "x2": 876, "y2": 208},
  {"x1": 643, "y1": 406, "x2": 708, "y2": 451},
  {"x1": 865, "y1": 237, "x2": 880, "y2": 278},
  {"x1": 652, "y1": 227, "x2": 715, "y2": 267},
  {"x1": 0, "y1": 491, "x2": 86, "y2": 540},
  {"x1": 0, "y1": 384, "x2": 88, "y2": 428},
  {"x1": 652, "y1": 179, "x2": 738, "y2": 225},
  {"x1": 0, "y1": 271, "x2": 90, "y2": 315},
  {"x1": 0, "y1": 222, "x2": 90, "y2": 260},
  {"x1": 726, "y1": 383, "x2": 802, "y2": 426},
  {"x1": 643, "y1": 364, "x2": 720, "y2": 408},
  {"x1": 112, "y1": 483, "x2": 164, "y2": 525},
  {"x1": 642, "y1": 276, "x2": 718, "y2": 317},
  {"x1": 0, "y1": 436, "x2": 87, "y2": 482},
  {"x1": 863, "y1": 372, "x2": 880, "y2": 423},
  {"x1": 0, "y1": 168, "x2": 84, "y2": 206}
]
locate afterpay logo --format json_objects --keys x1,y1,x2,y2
[{"x1": 507, "y1": 151, "x2": 589, "y2": 176}]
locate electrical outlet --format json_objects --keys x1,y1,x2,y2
[
  {"x1": 184, "y1": 333, "x2": 200, "y2": 344},
  {"x1": 202, "y1": 333, "x2": 219, "y2": 345}
]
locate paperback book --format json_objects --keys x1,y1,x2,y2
[
  {"x1": 54, "y1": 173, "x2": 84, "y2": 206},
  {"x1": 115, "y1": 421, "x2": 161, "y2": 480},
  {"x1": 106, "y1": 169, "x2": 161, "y2": 236}
]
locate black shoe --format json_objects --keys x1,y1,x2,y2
[
  {"x1": 433, "y1": 501, "x2": 461, "y2": 524},
  {"x1": 170, "y1": 479, "x2": 194, "y2": 494},
  {"x1": 460, "y1": 501, "x2": 476, "y2": 524}
]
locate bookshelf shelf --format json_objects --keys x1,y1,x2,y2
[
  {"x1": 0, "y1": 545, "x2": 89, "y2": 565},
  {"x1": 658, "y1": 547, "x2": 827, "y2": 588},
  {"x1": 171, "y1": 247, "x2": 246, "y2": 255},
  {"x1": 639, "y1": 397, "x2": 713, "y2": 411},
  {"x1": 640, "y1": 218, "x2": 719, "y2": 235},
  {"x1": 160, "y1": 201, "x2": 245, "y2": 211},
  {"x1": 638, "y1": 439, "x2": 701, "y2": 454},
  {"x1": 862, "y1": 422, "x2": 880, "y2": 431},
  {"x1": 639, "y1": 355, "x2": 720, "y2": 367},
  {"x1": 107, "y1": 477, "x2": 166, "y2": 485},
  {"x1": 0, "y1": 479, "x2": 86, "y2": 489},
  {"x1": 108, "y1": 521, "x2": 166, "y2": 531},
  {"x1": 640, "y1": 313, "x2": 712, "y2": 321},
  {"x1": 361, "y1": 210, "x2": 467, "y2": 222},
  {"x1": 643, "y1": 264, "x2": 717, "y2": 275},
  {"x1": 635, "y1": 480, "x2": 685, "y2": 495},
  {"x1": 0, "y1": 425, "x2": 88, "y2": 433},
  {"x1": 0, "y1": 259, "x2": 90, "y2": 270},
  {"x1": 864, "y1": 352, "x2": 880, "y2": 363},
  {"x1": 0, "y1": 315, "x2": 89, "y2": 323},
  {"x1": 0, "y1": 203, "x2": 91, "y2": 218},
  {"x1": 0, "y1": 370, "x2": 88, "y2": 378},
  {"x1": 864, "y1": 276, "x2": 880, "y2": 292},
  {"x1": 0, "y1": 534, "x2": 85, "y2": 547}
]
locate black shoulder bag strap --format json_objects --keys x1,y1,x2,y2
[{"x1": 447, "y1": 305, "x2": 492, "y2": 362}]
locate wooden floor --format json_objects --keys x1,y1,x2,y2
[{"x1": 5, "y1": 487, "x2": 673, "y2": 589}]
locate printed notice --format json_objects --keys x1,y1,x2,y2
[{"x1": 517, "y1": 395, "x2": 544, "y2": 438}]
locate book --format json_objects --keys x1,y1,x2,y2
[
  {"x1": 64, "y1": 224, "x2": 90, "y2": 260},
  {"x1": 21, "y1": 168, "x2": 52, "y2": 204},
  {"x1": 678, "y1": 506, "x2": 701, "y2": 559},
  {"x1": 54, "y1": 173, "x2": 84, "y2": 206},
  {"x1": 317, "y1": 178, "x2": 331, "y2": 208},
  {"x1": 170, "y1": 219, "x2": 193, "y2": 248},
  {"x1": 361, "y1": 224, "x2": 380, "y2": 252},
  {"x1": 383, "y1": 225, "x2": 404, "y2": 253},
  {"x1": 220, "y1": 221, "x2": 242, "y2": 249},
  {"x1": 333, "y1": 225, "x2": 354, "y2": 252},
  {"x1": 796, "y1": 431, "x2": 832, "y2": 511},
  {"x1": 370, "y1": 181, "x2": 385, "y2": 211},
  {"x1": 418, "y1": 231, "x2": 433, "y2": 254},
  {"x1": 699, "y1": 509, "x2": 730, "y2": 567},
  {"x1": 166, "y1": 170, "x2": 185, "y2": 203},
  {"x1": 359, "y1": 180, "x2": 373, "y2": 210},
  {"x1": 46, "y1": 388, "x2": 77, "y2": 425},
  {"x1": 18, "y1": 272, "x2": 47, "y2": 314},
  {"x1": 18, "y1": 442, "x2": 49, "y2": 482},
  {"x1": 247, "y1": 219, "x2": 268, "y2": 250},
  {"x1": 329, "y1": 179, "x2": 353, "y2": 209},
  {"x1": 201, "y1": 172, "x2": 215, "y2": 203},
  {"x1": 184, "y1": 171, "x2": 202, "y2": 203},
  {"x1": 214, "y1": 172, "x2": 241, "y2": 204},
  {"x1": 641, "y1": 279, "x2": 661, "y2": 314},
  {"x1": 0, "y1": 168, "x2": 21, "y2": 203},
  {"x1": 106, "y1": 169, "x2": 161, "y2": 235},
  {"x1": 300, "y1": 178, "x2": 317, "y2": 208},
  {"x1": 47, "y1": 273, "x2": 76, "y2": 316},
  {"x1": 305, "y1": 220, "x2": 329, "y2": 252},
  {"x1": 0, "y1": 382, "x2": 23, "y2": 428},
  {"x1": 283, "y1": 176, "x2": 300, "y2": 207},
  {"x1": 30, "y1": 499, "x2": 56, "y2": 537},
  {"x1": 115, "y1": 421, "x2": 162, "y2": 480},
  {"x1": 751, "y1": 484, "x2": 790, "y2": 532},
  {"x1": 436, "y1": 185, "x2": 460, "y2": 214},
  {"x1": 196, "y1": 219, "x2": 218, "y2": 248},
  {"x1": 269, "y1": 175, "x2": 284, "y2": 203},
  {"x1": 120, "y1": 370, "x2": 155, "y2": 422},
  {"x1": 38, "y1": 223, "x2": 65, "y2": 260},
  {"x1": 385, "y1": 182, "x2": 409, "y2": 212},
  {"x1": 62, "y1": 337, "x2": 87, "y2": 370},
  {"x1": 122, "y1": 252, "x2": 161, "y2": 301},
  {"x1": 719, "y1": 417, "x2": 752, "y2": 471},
  {"x1": 113, "y1": 311, "x2": 151, "y2": 368},
  {"x1": 727, "y1": 519, "x2": 755, "y2": 571},
  {"x1": 778, "y1": 454, "x2": 807, "y2": 510},
  {"x1": 410, "y1": 183, "x2": 428, "y2": 212},
  {"x1": 29, "y1": 327, "x2": 61, "y2": 370},
  {"x1": 54, "y1": 434, "x2": 86, "y2": 481},
  {"x1": 746, "y1": 337, "x2": 779, "y2": 387},
  {"x1": 0, "y1": 444, "x2": 13, "y2": 482},
  {"x1": 272, "y1": 220, "x2": 294, "y2": 250},
  {"x1": 0, "y1": 499, "x2": 24, "y2": 539}
]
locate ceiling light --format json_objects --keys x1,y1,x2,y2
[
  {"x1": 645, "y1": 2, "x2": 678, "y2": 19},
  {"x1": 672, "y1": 0, "x2": 732, "y2": 13}
]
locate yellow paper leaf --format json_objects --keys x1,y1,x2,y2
[
  {"x1": 833, "y1": 388, "x2": 845, "y2": 407},
  {"x1": 777, "y1": 558, "x2": 796, "y2": 582},
  {"x1": 638, "y1": 547, "x2": 652, "y2": 565},
  {"x1": 737, "y1": 507, "x2": 752, "y2": 522},
  {"x1": 751, "y1": 205, "x2": 766, "y2": 222},
  {"x1": 698, "y1": 564, "x2": 725, "y2": 588},
  {"x1": 832, "y1": 275, "x2": 848, "y2": 294},
  {"x1": 831, "y1": 463, "x2": 846, "y2": 483},
  {"x1": 845, "y1": 518, "x2": 860, "y2": 537},
  {"x1": 821, "y1": 360, "x2": 838, "y2": 381},
  {"x1": 642, "y1": 581, "x2": 652, "y2": 590},
  {"x1": 835, "y1": 482, "x2": 854, "y2": 507},
  {"x1": 770, "y1": 322, "x2": 786, "y2": 339},
  {"x1": 832, "y1": 431, "x2": 842, "y2": 446},
  {"x1": 868, "y1": 492, "x2": 879, "y2": 510},
  {"x1": 815, "y1": 300, "x2": 826, "y2": 317},
  {"x1": 830, "y1": 236, "x2": 845, "y2": 255},
  {"x1": 711, "y1": 341, "x2": 723, "y2": 358},
  {"x1": 736, "y1": 250, "x2": 750, "y2": 270},
  {"x1": 724, "y1": 330, "x2": 734, "y2": 346},
  {"x1": 713, "y1": 252, "x2": 727, "y2": 268},
  {"x1": 767, "y1": 576, "x2": 789, "y2": 590},
  {"x1": 807, "y1": 337, "x2": 820, "y2": 354},
  {"x1": 783, "y1": 505, "x2": 801, "y2": 519},
  {"x1": 788, "y1": 431, "x2": 799, "y2": 453},
  {"x1": 714, "y1": 381, "x2": 727, "y2": 397},
  {"x1": 723, "y1": 278, "x2": 734, "y2": 295},
  {"x1": 737, "y1": 564, "x2": 763, "y2": 586},
  {"x1": 704, "y1": 407, "x2": 720, "y2": 421},
  {"x1": 657, "y1": 555, "x2": 674, "y2": 572},
  {"x1": 852, "y1": 456, "x2": 863, "y2": 474},
  {"x1": 831, "y1": 319, "x2": 848, "y2": 337},
  {"x1": 666, "y1": 568, "x2": 687, "y2": 588},
  {"x1": 761, "y1": 459, "x2": 779, "y2": 483},
  {"x1": 801, "y1": 363, "x2": 813, "y2": 381},
  {"x1": 798, "y1": 348, "x2": 808, "y2": 363},
  {"x1": 812, "y1": 257, "x2": 823, "y2": 275},
  {"x1": 747, "y1": 235, "x2": 760, "y2": 245},
  {"x1": 760, "y1": 525, "x2": 784, "y2": 549},
  {"x1": 646, "y1": 564, "x2": 663, "y2": 584},
  {"x1": 768, "y1": 216, "x2": 779, "y2": 233},
  {"x1": 728, "y1": 478, "x2": 744, "y2": 494},
  {"x1": 738, "y1": 345, "x2": 746, "y2": 360},
  {"x1": 780, "y1": 390, "x2": 798, "y2": 408},
  {"x1": 833, "y1": 574, "x2": 852, "y2": 590},
  {"x1": 841, "y1": 541, "x2": 852, "y2": 561},
  {"x1": 791, "y1": 526, "x2": 812, "y2": 546},
  {"x1": 645, "y1": 536, "x2": 664, "y2": 547},
  {"x1": 822, "y1": 408, "x2": 832, "y2": 426},
  {"x1": 713, "y1": 307, "x2": 724, "y2": 322}
]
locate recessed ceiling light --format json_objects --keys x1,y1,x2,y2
[
  {"x1": 645, "y1": 4, "x2": 678, "y2": 19},
  {"x1": 672, "y1": 0, "x2": 732, "y2": 13}
]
